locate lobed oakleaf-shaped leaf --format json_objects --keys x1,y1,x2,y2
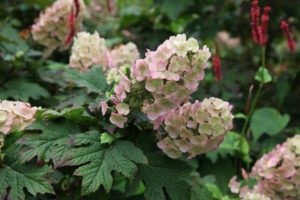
[
  {"x1": 0, "y1": 145, "x2": 54, "y2": 200},
  {"x1": 17, "y1": 121, "x2": 80, "y2": 168},
  {"x1": 61, "y1": 135, "x2": 147, "y2": 195},
  {"x1": 0, "y1": 79, "x2": 50, "y2": 101},
  {"x1": 250, "y1": 107, "x2": 290, "y2": 141},
  {"x1": 138, "y1": 154, "x2": 192, "y2": 200},
  {"x1": 64, "y1": 66, "x2": 107, "y2": 93},
  {"x1": 36, "y1": 107, "x2": 96, "y2": 124}
]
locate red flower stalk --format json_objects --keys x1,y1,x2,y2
[
  {"x1": 74, "y1": 0, "x2": 80, "y2": 17},
  {"x1": 212, "y1": 54, "x2": 222, "y2": 81},
  {"x1": 107, "y1": 0, "x2": 114, "y2": 14},
  {"x1": 250, "y1": 0, "x2": 271, "y2": 46},
  {"x1": 260, "y1": 6, "x2": 271, "y2": 45},
  {"x1": 250, "y1": 0, "x2": 261, "y2": 43},
  {"x1": 65, "y1": 7, "x2": 76, "y2": 44},
  {"x1": 280, "y1": 20, "x2": 297, "y2": 53}
]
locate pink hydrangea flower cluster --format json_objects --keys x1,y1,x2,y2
[
  {"x1": 31, "y1": 0, "x2": 86, "y2": 56},
  {"x1": 69, "y1": 32, "x2": 109, "y2": 71},
  {"x1": 0, "y1": 100, "x2": 38, "y2": 135},
  {"x1": 101, "y1": 34, "x2": 233, "y2": 158},
  {"x1": 157, "y1": 97, "x2": 234, "y2": 159},
  {"x1": 229, "y1": 135, "x2": 300, "y2": 200},
  {"x1": 101, "y1": 73, "x2": 131, "y2": 128},
  {"x1": 131, "y1": 34, "x2": 211, "y2": 126}
]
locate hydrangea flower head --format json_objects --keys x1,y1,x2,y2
[
  {"x1": 31, "y1": 0, "x2": 86, "y2": 56},
  {"x1": 109, "y1": 42, "x2": 140, "y2": 69},
  {"x1": 229, "y1": 135, "x2": 300, "y2": 200},
  {"x1": 0, "y1": 100, "x2": 38, "y2": 135},
  {"x1": 242, "y1": 192, "x2": 271, "y2": 200},
  {"x1": 157, "y1": 97, "x2": 234, "y2": 159},
  {"x1": 131, "y1": 34, "x2": 211, "y2": 125},
  {"x1": 69, "y1": 32, "x2": 109, "y2": 71}
]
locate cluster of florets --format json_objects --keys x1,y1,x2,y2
[
  {"x1": 100, "y1": 34, "x2": 233, "y2": 159},
  {"x1": 109, "y1": 42, "x2": 140, "y2": 69},
  {"x1": 103, "y1": 34, "x2": 211, "y2": 128},
  {"x1": 242, "y1": 192, "x2": 271, "y2": 200},
  {"x1": 229, "y1": 135, "x2": 300, "y2": 200},
  {"x1": 0, "y1": 100, "x2": 38, "y2": 135},
  {"x1": 31, "y1": 0, "x2": 86, "y2": 56},
  {"x1": 157, "y1": 97, "x2": 234, "y2": 159},
  {"x1": 131, "y1": 34, "x2": 211, "y2": 127},
  {"x1": 69, "y1": 32, "x2": 109, "y2": 71},
  {"x1": 101, "y1": 72, "x2": 131, "y2": 128},
  {"x1": 69, "y1": 32, "x2": 140, "y2": 78}
]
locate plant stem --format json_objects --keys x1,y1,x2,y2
[
  {"x1": 241, "y1": 83, "x2": 263, "y2": 136},
  {"x1": 241, "y1": 47, "x2": 266, "y2": 137},
  {"x1": 262, "y1": 46, "x2": 266, "y2": 67}
]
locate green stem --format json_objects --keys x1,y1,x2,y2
[
  {"x1": 241, "y1": 83, "x2": 263, "y2": 136},
  {"x1": 241, "y1": 47, "x2": 266, "y2": 137},
  {"x1": 262, "y1": 47, "x2": 266, "y2": 67}
]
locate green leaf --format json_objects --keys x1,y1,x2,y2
[
  {"x1": 250, "y1": 107, "x2": 290, "y2": 141},
  {"x1": 36, "y1": 107, "x2": 96, "y2": 124},
  {"x1": 0, "y1": 145, "x2": 54, "y2": 200},
  {"x1": 0, "y1": 79, "x2": 50, "y2": 101},
  {"x1": 138, "y1": 154, "x2": 192, "y2": 200},
  {"x1": 254, "y1": 67, "x2": 272, "y2": 84},
  {"x1": 64, "y1": 66, "x2": 107, "y2": 93},
  {"x1": 0, "y1": 22, "x2": 29, "y2": 54},
  {"x1": 17, "y1": 121, "x2": 80, "y2": 168},
  {"x1": 205, "y1": 183, "x2": 224, "y2": 199},
  {"x1": 234, "y1": 113, "x2": 247, "y2": 120},
  {"x1": 100, "y1": 132, "x2": 115, "y2": 144},
  {"x1": 62, "y1": 135, "x2": 147, "y2": 195},
  {"x1": 158, "y1": 0, "x2": 193, "y2": 20},
  {"x1": 206, "y1": 132, "x2": 251, "y2": 163}
]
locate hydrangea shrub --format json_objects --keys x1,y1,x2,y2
[{"x1": 229, "y1": 135, "x2": 300, "y2": 200}]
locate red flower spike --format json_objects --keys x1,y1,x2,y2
[
  {"x1": 107, "y1": 0, "x2": 113, "y2": 14},
  {"x1": 212, "y1": 54, "x2": 222, "y2": 81},
  {"x1": 250, "y1": 1, "x2": 271, "y2": 46},
  {"x1": 250, "y1": 0, "x2": 261, "y2": 43},
  {"x1": 280, "y1": 20, "x2": 297, "y2": 53},
  {"x1": 260, "y1": 6, "x2": 271, "y2": 45},
  {"x1": 65, "y1": 7, "x2": 76, "y2": 44},
  {"x1": 74, "y1": 0, "x2": 80, "y2": 17}
]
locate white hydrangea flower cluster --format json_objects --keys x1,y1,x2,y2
[
  {"x1": 0, "y1": 100, "x2": 38, "y2": 135},
  {"x1": 157, "y1": 97, "x2": 234, "y2": 159},
  {"x1": 31, "y1": 0, "x2": 86, "y2": 56},
  {"x1": 242, "y1": 192, "x2": 271, "y2": 200},
  {"x1": 69, "y1": 32, "x2": 140, "y2": 77},
  {"x1": 109, "y1": 42, "x2": 140, "y2": 69},
  {"x1": 229, "y1": 135, "x2": 300, "y2": 200},
  {"x1": 69, "y1": 32, "x2": 109, "y2": 71}
]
